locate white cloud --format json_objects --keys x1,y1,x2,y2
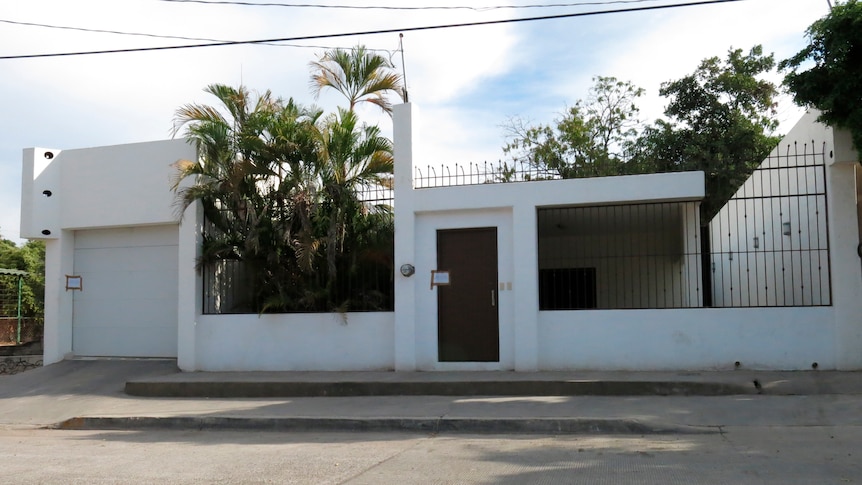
[{"x1": 0, "y1": 0, "x2": 833, "y2": 243}]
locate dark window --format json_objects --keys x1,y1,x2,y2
[{"x1": 539, "y1": 268, "x2": 597, "y2": 310}]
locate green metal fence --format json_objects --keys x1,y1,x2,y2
[{"x1": 0, "y1": 269, "x2": 42, "y2": 345}]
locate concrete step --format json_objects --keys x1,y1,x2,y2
[
  {"x1": 55, "y1": 415, "x2": 718, "y2": 435},
  {"x1": 125, "y1": 378, "x2": 756, "y2": 398}
]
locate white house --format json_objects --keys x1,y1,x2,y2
[{"x1": 21, "y1": 105, "x2": 862, "y2": 371}]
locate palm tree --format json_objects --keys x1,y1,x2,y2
[
  {"x1": 310, "y1": 45, "x2": 404, "y2": 114},
  {"x1": 316, "y1": 107, "x2": 394, "y2": 277},
  {"x1": 172, "y1": 81, "x2": 396, "y2": 313},
  {"x1": 172, "y1": 84, "x2": 320, "y2": 311}
]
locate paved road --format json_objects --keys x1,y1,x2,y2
[{"x1": 1, "y1": 427, "x2": 860, "y2": 484}]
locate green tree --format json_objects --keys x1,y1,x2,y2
[
  {"x1": 172, "y1": 83, "x2": 394, "y2": 313},
  {"x1": 780, "y1": 0, "x2": 862, "y2": 157},
  {"x1": 501, "y1": 76, "x2": 645, "y2": 179},
  {"x1": 173, "y1": 84, "x2": 321, "y2": 312},
  {"x1": 310, "y1": 45, "x2": 404, "y2": 114},
  {"x1": 633, "y1": 45, "x2": 781, "y2": 220},
  {"x1": 0, "y1": 233, "x2": 45, "y2": 326}
]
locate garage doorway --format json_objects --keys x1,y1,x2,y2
[{"x1": 72, "y1": 225, "x2": 178, "y2": 357}]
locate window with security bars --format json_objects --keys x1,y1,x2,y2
[{"x1": 537, "y1": 202, "x2": 704, "y2": 310}]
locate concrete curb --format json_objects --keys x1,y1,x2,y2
[
  {"x1": 53, "y1": 416, "x2": 718, "y2": 435},
  {"x1": 124, "y1": 380, "x2": 754, "y2": 398}
]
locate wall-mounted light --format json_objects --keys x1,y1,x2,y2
[
  {"x1": 42, "y1": 190, "x2": 52, "y2": 197},
  {"x1": 399, "y1": 264, "x2": 415, "y2": 277},
  {"x1": 753, "y1": 236, "x2": 760, "y2": 249},
  {"x1": 782, "y1": 222, "x2": 791, "y2": 236}
]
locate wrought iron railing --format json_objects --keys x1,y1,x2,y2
[
  {"x1": 708, "y1": 141, "x2": 831, "y2": 307},
  {"x1": 202, "y1": 184, "x2": 395, "y2": 315},
  {"x1": 413, "y1": 160, "x2": 561, "y2": 188},
  {"x1": 412, "y1": 142, "x2": 832, "y2": 309}
]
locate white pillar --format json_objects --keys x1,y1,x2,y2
[
  {"x1": 42, "y1": 231, "x2": 74, "y2": 364},
  {"x1": 828, "y1": 128, "x2": 862, "y2": 369},
  {"x1": 176, "y1": 202, "x2": 202, "y2": 371},
  {"x1": 512, "y1": 203, "x2": 539, "y2": 371},
  {"x1": 393, "y1": 103, "x2": 418, "y2": 371}
]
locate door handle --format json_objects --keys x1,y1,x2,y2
[{"x1": 491, "y1": 290, "x2": 496, "y2": 307}]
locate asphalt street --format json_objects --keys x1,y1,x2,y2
[
  {"x1": 1, "y1": 359, "x2": 861, "y2": 483},
  {"x1": 1, "y1": 427, "x2": 860, "y2": 484}
]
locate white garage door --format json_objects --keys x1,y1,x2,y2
[{"x1": 72, "y1": 225, "x2": 179, "y2": 357}]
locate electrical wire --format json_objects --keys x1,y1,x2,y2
[
  {"x1": 0, "y1": 18, "x2": 392, "y2": 53},
  {"x1": 0, "y1": 0, "x2": 747, "y2": 60},
  {"x1": 158, "y1": 0, "x2": 667, "y2": 11},
  {"x1": 0, "y1": 19, "x2": 234, "y2": 43}
]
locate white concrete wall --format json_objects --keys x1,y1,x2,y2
[
  {"x1": 706, "y1": 110, "x2": 862, "y2": 369},
  {"x1": 22, "y1": 139, "x2": 196, "y2": 364},
  {"x1": 393, "y1": 103, "x2": 708, "y2": 371},
  {"x1": 194, "y1": 312, "x2": 394, "y2": 371},
  {"x1": 827, "y1": 144, "x2": 862, "y2": 369},
  {"x1": 538, "y1": 307, "x2": 835, "y2": 370},
  {"x1": 20, "y1": 148, "x2": 62, "y2": 239},
  {"x1": 21, "y1": 139, "x2": 194, "y2": 236}
]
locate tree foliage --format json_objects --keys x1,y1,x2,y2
[
  {"x1": 503, "y1": 47, "x2": 781, "y2": 223},
  {"x1": 173, "y1": 46, "x2": 399, "y2": 313},
  {"x1": 309, "y1": 45, "x2": 404, "y2": 114},
  {"x1": 780, "y1": 0, "x2": 862, "y2": 158},
  {"x1": 502, "y1": 76, "x2": 645, "y2": 179},
  {"x1": 0, "y1": 234, "x2": 45, "y2": 321},
  {"x1": 634, "y1": 45, "x2": 780, "y2": 220}
]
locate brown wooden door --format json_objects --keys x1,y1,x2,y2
[{"x1": 436, "y1": 227, "x2": 499, "y2": 362}]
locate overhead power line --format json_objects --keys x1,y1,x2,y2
[
  {"x1": 0, "y1": 18, "x2": 387, "y2": 53},
  {"x1": 0, "y1": 19, "x2": 231, "y2": 43},
  {"x1": 159, "y1": 0, "x2": 666, "y2": 11},
  {"x1": 0, "y1": 0, "x2": 747, "y2": 60}
]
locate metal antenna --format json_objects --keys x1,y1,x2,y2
[{"x1": 399, "y1": 33, "x2": 409, "y2": 103}]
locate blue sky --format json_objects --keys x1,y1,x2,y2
[{"x1": 0, "y1": 0, "x2": 830, "y2": 243}]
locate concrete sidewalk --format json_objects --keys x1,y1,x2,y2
[
  {"x1": 2, "y1": 359, "x2": 861, "y2": 435},
  {"x1": 125, "y1": 365, "x2": 862, "y2": 397}
]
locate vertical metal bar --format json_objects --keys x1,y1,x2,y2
[
  {"x1": 725, "y1": 199, "x2": 735, "y2": 306},
  {"x1": 818, "y1": 143, "x2": 833, "y2": 305},
  {"x1": 645, "y1": 203, "x2": 652, "y2": 308},
  {"x1": 776, "y1": 145, "x2": 788, "y2": 305},
  {"x1": 659, "y1": 203, "x2": 668, "y2": 307},
  {"x1": 16, "y1": 275, "x2": 23, "y2": 344},
  {"x1": 787, "y1": 142, "x2": 798, "y2": 305},
  {"x1": 758, "y1": 156, "x2": 768, "y2": 306},
  {"x1": 802, "y1": 145, "x2": 815, "y2": 305},
  {"x1": 740, "y1": 175, "x2": 752, "y2": 308},
  {"x1": 769, "y1": 154, "x2": 790, "y2": 306}
]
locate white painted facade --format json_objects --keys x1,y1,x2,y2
[
  {"x1": 21, "y1": 140, "x2": 195, "y2": 363},
  {"x1": 21, "y1": 104, "x2": 862, "y2": 371}
]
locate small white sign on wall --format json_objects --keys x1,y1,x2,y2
[
  {"x1": 65, "y1": 275, "x2": 83, "y2": 291},
  {"x1": 430, "y1": 270, "x2": 450, "y2": 289}
]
